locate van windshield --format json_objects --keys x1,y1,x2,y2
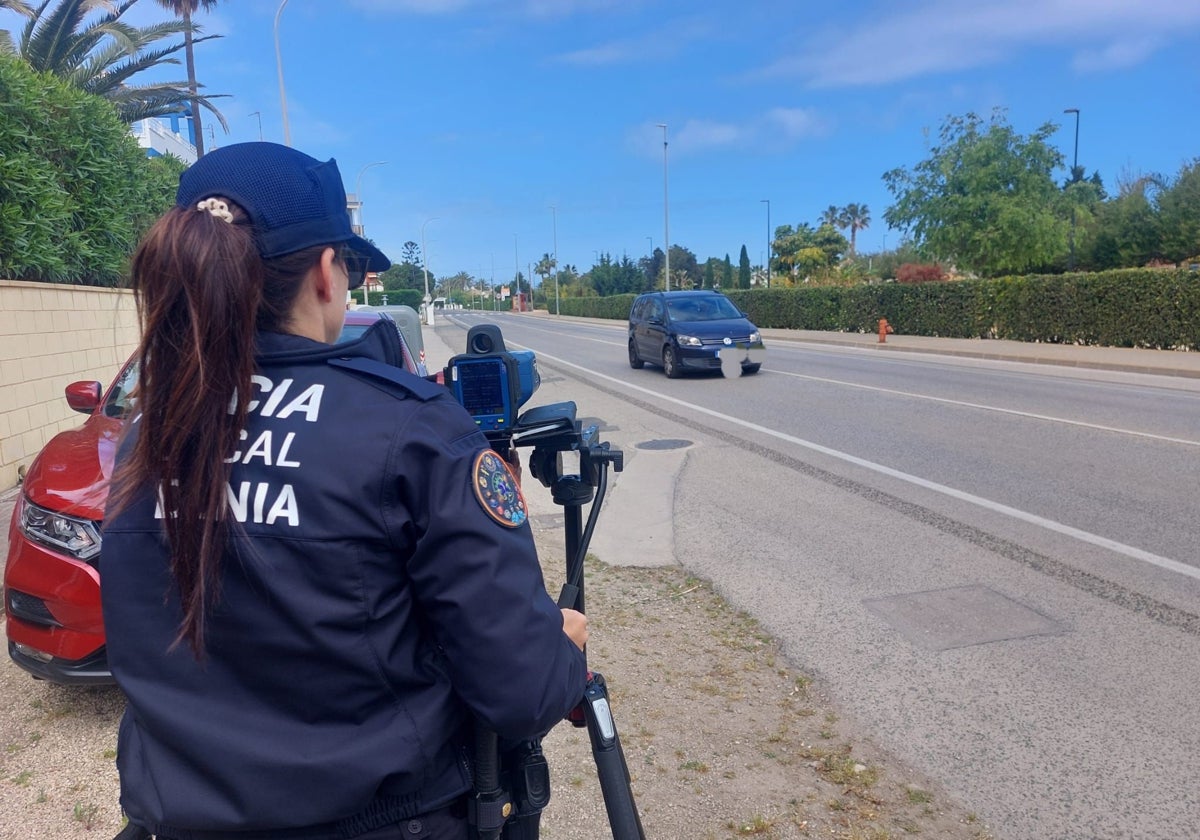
[{"x1": 666, "y1": 296, "x2": 742, "y2": 322}]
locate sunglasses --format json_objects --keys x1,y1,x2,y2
[{"x1": 339, "y1": 248, "x2": 370, "y2": 290}]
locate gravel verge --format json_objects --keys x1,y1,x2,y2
[{"x1": 0, "y1": 488, "x2": 995, "y2": 840}]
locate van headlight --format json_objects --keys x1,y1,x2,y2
[
  {"x1": 19, "y1": 499, "x2": 102, "y2": 562},
  {"x1": 676, "y1": 334, "x2": 702, "y2": 347},
  {"x1": 749, "y1": 331, "x2": 760, "y2": 343}
]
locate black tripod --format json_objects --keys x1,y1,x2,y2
[{"x1": 471, "y1": 401, "x2": 646, "y2": 840}]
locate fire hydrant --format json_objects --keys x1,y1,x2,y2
[{"x1": 878, "y1": 318, "x2": 894, "y2": 343}]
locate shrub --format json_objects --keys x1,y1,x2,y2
[
  {"x1": 0, "y1": 54, "x2": 182, "y2": 286},
  {"x1": 895, "y1": 263, "x2": 947, "y2": 283}
]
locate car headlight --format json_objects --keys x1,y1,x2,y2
[
  {"x1": 18, "y1": 499, "x2": 102, "y2": 562},
  {"x1": 749, "y1": 331, "x2": 760, "y2": 343},
  {"x1": 676, "y1": 334, "x2": 702, "y2": 347}
]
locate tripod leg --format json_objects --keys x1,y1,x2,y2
[{"x1": 579, "y1": 672, "x2": 646, "y2": 840}]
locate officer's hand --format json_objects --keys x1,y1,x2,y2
[
  {"x1": 506, "y1": 449, "x2": 522, "y2": 486},
  {"x1": 560, "y1": 608, "x2": 589, "y2": 651}
]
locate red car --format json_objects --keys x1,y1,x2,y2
[{"x1": 4, "y1": 311, "x2": 420, "y2": 684}]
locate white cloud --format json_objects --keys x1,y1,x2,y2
[
  {"x1": 552, "y1": 14, "x2": 715, "y2": 66},
  {"x1": 765, "y1": 107, "x2": 829, "y2": 141},
  {"x1": 1072, "y1": 37, "x2": 1162, "y2": 72},
  {"x1": 628, "y1": 107, "x2": 830, "y2": 158},
  {"x1": 755, "y1": 0, "x2": 1200, "y2": 88}
]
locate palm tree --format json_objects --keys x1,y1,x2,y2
[
  {"x1": 534, "y1": 253, "x2": 557, "y2": 285},
  {"x1": 843, "y1": 203, "x2": 871, "y2": 256},
  {"x1": 0, "y1": 1, "x2": 34, "y2": 54},
  {"x1": 13, "y1": 0, "x2": 228, "y2": 130},
  {"x1": 154, "y1": 0, "x2": 221, "y2": 156},
  {"x1": 820, "y1": 205, "x2": 844, "y2": 229}
]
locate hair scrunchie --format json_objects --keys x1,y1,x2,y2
[{"x1": 196, "y1": 198, "x2": 234, "y2": 223}]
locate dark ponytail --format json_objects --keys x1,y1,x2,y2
[{"x1": 110, "y1": 200, "x2": 325, "y2": 656}]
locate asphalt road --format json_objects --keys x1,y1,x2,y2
[{"x1": 433, "y1": 312, "x2": 1200, "y2": 840}]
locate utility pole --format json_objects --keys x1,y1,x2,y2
[
  {"x1": 657, "y1": 123, "x2": 669, "y2": 291},
  {"x1": 1064, "y1": 108, "x2": 1080, "y2": 271}
]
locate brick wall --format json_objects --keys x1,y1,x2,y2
[{"x1": 0, "y1": 280, "x2": 139, "y2": 491}]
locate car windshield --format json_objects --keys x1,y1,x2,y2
[{"x1": 666, "y1": 296, "x2": 743, "y2": 322}]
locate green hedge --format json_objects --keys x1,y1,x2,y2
[
  {"x1": 555, "y1": 270, "x2": 1199, "y2": 350},
  {"x1": 0, "y1": 54, "x2": 183, "y2": 286}
]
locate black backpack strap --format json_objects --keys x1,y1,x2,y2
[{"x1": 328, "y1": 357, "x2": 444, "y2": 402}]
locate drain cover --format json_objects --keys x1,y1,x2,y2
[
  {"x1": 863, "y1": 585, "x2": 1062, "y2": 651},
  {"x1": 634, "y1": 439, "x2": 692, "y2": 451}
]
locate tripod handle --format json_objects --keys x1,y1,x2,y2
[
  {"x1": 580, "y1": 672, "x2": 646, "y2": 840},
  {"x1": 556, "y1": 583, "x2": 580, "y2": 611}
]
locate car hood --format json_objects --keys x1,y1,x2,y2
[
  {"x1": 673, "y1": 317, "x2": 759, "y2": 339},
  {"x1": 22, "y1": 415, "x2": 123, "y2": 521}
]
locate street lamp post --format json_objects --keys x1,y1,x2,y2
[
  {"x1": 551, "y1": 206, "x2": 560, "y2": 317},
  {"x1": 354, "y1": 161, "x2": 387, "y2": 306},
  {"x1": 1064, "y1": 108, "x2": 1080, "y2": 271},
  {"x1": 513, "y1": 234, "x2": 520, "y2": 312},
  {"x1": 273, "y1": 0, "x2": 291, "y2": 146},
  {"x1": 421, "y1": 217, "x2": 439, "y2": 325},
  {"x1": 249, "y1": 111, "x2": 263, "y2": 141},
  {"x1": 760, "y1": 199, "x2": 771, "y2": 288},
  {"x1": 656, "y1": 123, "x2": 669, "y2": 291}
]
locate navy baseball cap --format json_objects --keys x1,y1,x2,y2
[{"x1": 176, "y1": 142, "x2": 391, "y2": 271}]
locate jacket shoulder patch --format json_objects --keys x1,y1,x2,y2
[{"x1": 472, "y1": 450, "x2": 527, "y2": 529}]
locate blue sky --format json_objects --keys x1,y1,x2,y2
[{"x1": 6, "y1": 0, "x2": 1200, "y2": 284}]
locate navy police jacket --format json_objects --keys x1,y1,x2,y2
[{"x1": 101, "y1": 322, "x2": 586, "y2": 837}]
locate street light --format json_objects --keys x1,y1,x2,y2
[
  {"x1": 273, "y1": 0, "x2": 291, "y2": 146},
  {"x1": 760, "y1": 199, "x2": 771, "y2": 289},
  {"x1": 1064, "y1": 108, "x2": 1080, "y2": 271},
  {"x1": 353, "y1": 162, "x2": 387, "y2": 305},
  {"x1": 513, "y1": 234, "x2": 520, "y2": 312},
  {"x1": 421, "y1": 217, "x2": 439, "y2": 325},
  {"x1": 249, "y1": 111, "x2": 263, "y2": 141},
  {"x1": 551, "y1": 206, "x2": 560, "y2": 317},
  {"x1": 656, "y1": 124, "x2": 670, "y2": 291}
]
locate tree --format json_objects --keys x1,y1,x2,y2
[
  {"x1": 820, "y1": 205, "x2": 844, "y2": 228},
  {"x1": 737, "y1": 245, "x2": 751, "y2": 289},
  {"x1": 1157, "y1": 159, "x2": 1200, "y2": 262},
  {"x1": 667, "y1": 245, "x2": 700, "y2": 289},
  {"x1": 380, "y1": 241, "x2": 426, "y2": 291},
  {"x1": 0, "y1": 1, "x2": 34, "y2": 54},
  {"x1": 812, "y1": 223, "x2": 849, "y2": 266},
  {"x1": 702, "y1": 258, "x2": 717, "y2": 289},
  {"x1": 1083, "y1": 172, "x2": 1164, "y2": 270},
  {"x1": 842, "y1": 203, "x2": 870, "y2": 256},
  {"x1": 883, "y1": 109, "x2": 1068, "y2": 276},
  {"x1": 400, "y1": 241, "x2": 422, "y2": 268},
  {"x1": 534, "y1": 252, "x2": 557, "y2": 286},
  {"x1": 12, "y1": 0, "x2": 228, "y2": 128},
  {"x1": 154, "y1": 0, "x2": 222, "y2": 156},
  {"x1": 722, "y1": 253, "x2": 734, "y2": 289}
]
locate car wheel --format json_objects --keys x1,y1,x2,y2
[
  {"x1": 662, "y1": 346, "x2": 682, "y2": 379},
  {"x1": 741, "y1": 363, "x2": 761, "y2": 375},
  {"x1": 628, "y1": 340, "x2": 644, "y2": 369}
]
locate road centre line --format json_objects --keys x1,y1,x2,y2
[{"x1": 517, "y1": 342, "x2": 1199, "y2": 583}]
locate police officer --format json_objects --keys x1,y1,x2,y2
[{"x1": 102, "y1": 142, "x2": 588, "y2": 840}]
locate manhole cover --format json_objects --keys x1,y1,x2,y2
[
  {"x1": 863, "y1": 585, "x2": 1063, "y2": 651},
  {"x1": 635, "y1": 439, "x2": 693, "y2": 451}
]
